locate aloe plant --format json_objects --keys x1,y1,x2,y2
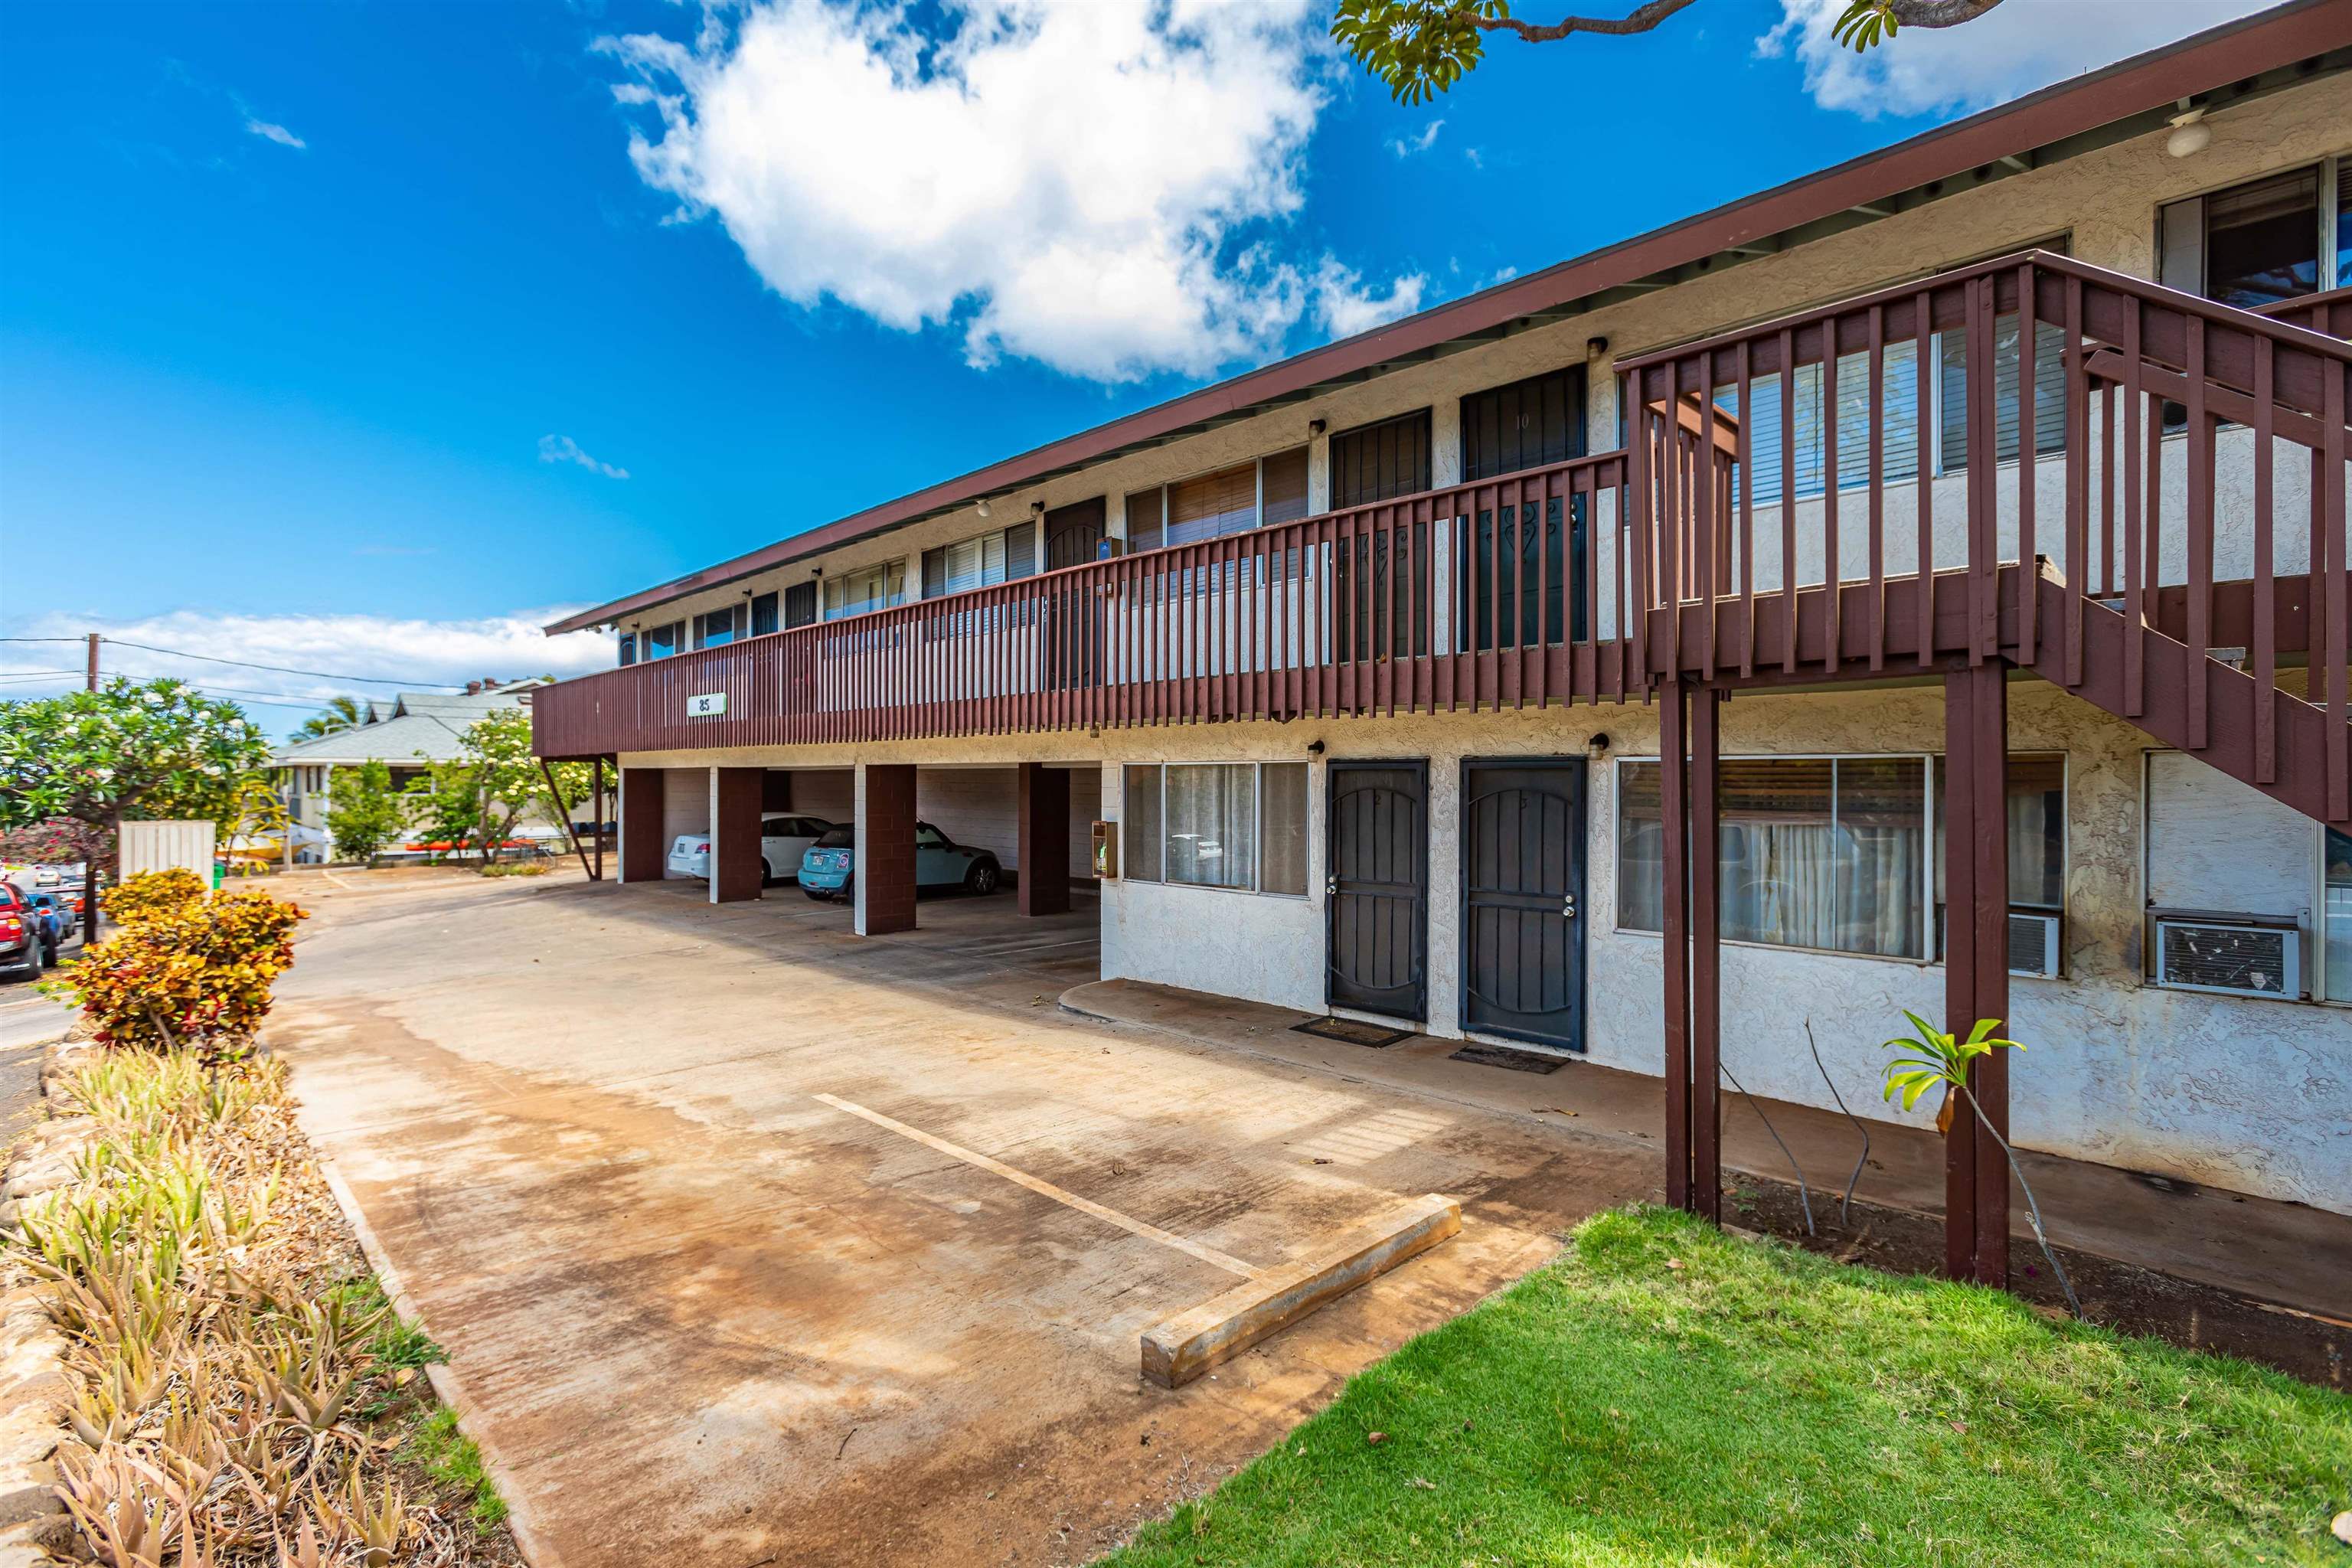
[{"x1": 1882, "y1": 1011, "x2": 2082, "y2": 1318}]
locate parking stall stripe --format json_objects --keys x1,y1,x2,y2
[{"x1": 811, "y1": 1093, "x2": 1261, "y2": 1279}]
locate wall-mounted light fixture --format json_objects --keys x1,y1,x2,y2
[
  {"x1": 2166, "y1": 103, "x2": 2211, "y2": 158},
  {"x1": 976, "y1": 497, "x2": 993, "y2": 518},
  {"x1": 1306, "y1": 739, "x2": 1326, "y2": 756},
  {"x1": 1586, "y1": 732, "x2": 1611, "y2": 755},
  {"x1": 1308, "y1": 418, "x2": 1327, "y2": 438},
  {"x1": 1586, "y1": 335, "x2": 1610, "y2": 360},
  {"x1": 1031, "y1": 500, "x2": 1047, "y2": 518}
]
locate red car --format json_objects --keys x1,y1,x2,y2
[{"x1": 0, "y1": 881, "x2": 48, "y2": 981}]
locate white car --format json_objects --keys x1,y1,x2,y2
[{"x1": 668, "y1": 817, "x2": 837, "y2": 886}]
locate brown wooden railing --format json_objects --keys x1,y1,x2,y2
[
  {"x1": 2258, "y1": 285, "x2": 2352, "y2": 340},
  {"x1": 1622, "y1": 249, "x2": 2350, "y2": 817},
  {"x1": 531, "y1": 450, "x2": 1642, "y2": 756}
]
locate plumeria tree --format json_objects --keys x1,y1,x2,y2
[
  {"x1": 0, "y1": 678, "x2": 271, "y2": 935},
  {"x1": 404, "y1": 707, "x2": 589, "y2": 867}
]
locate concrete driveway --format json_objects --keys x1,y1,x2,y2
[{"x1": 270, "y1": 868, "x2": 1653, "y2": 1568}]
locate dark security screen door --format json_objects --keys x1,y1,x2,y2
[
  {"x1": 1327, "y1": 761, "x2": 1429, "y2": 1021},
  {"x1": 1461, "y1": 759, "x2": 1586, "y2": 1052}
]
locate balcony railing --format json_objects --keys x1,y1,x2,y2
[
  {"x1": 531, "y1": 449, "x2": 1642, "y2": 756},
  {"x1": 535, "y1": 250, "x2": 2349, "y2": 782},
  {"x1": 1622, "y1": 248, "x2": 2348, "y2": 809}
]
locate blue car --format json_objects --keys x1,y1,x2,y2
[
  {"x1": 28, "y1": 891, "x2": 76, "y2": 945},
  {"x1": 799, "y1": 822, "x2": 1002, "y2": 902}
]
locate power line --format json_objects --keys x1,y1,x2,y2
[
  {"x1": 100, "y1": 671, "x2": 351, "y2": 711},
  {"x1": 2, "y1": 635, "x2": 459, "y2": 690}
]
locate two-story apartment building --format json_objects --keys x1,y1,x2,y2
[{"x1": 533, "y1": 2, "x2": 2352, "y2": 1283}]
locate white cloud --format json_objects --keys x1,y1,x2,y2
[
  {"x1": 599, "y1": 0, "x2": 1381, "y2": 383},
  {"x1": 537, "y1": 433, "x2": 629, "y2": 479},
  {"x1": 1310, "y1": 259, "x2": 1427, "y2": 341},
  {"x1": 0, "y1": 608, "x2": 615, "y2": 738},
  {"x1": 1756, "y1": 0, "x2": 2275, "y2": 119},
  {"x1": 243, "y1": 117, "x2": 306, "y2": 150},
  {"x1": 1387, "y1": 119, "x2": 1443, "y2": 158}
]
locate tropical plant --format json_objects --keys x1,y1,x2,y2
[
  {"x1": 295, "y1": 694, "x2": 367, "y2": 740},
  {"x1": 1880, "y1": 1011, "x2": 2081, "y2": 1318},
  {"x1": 326, "y1": 760, "x2": 406, "y2": 865},
  {"x1": 60, "y1": 884, "x2": 308, "y2": 1053},
  {"x1": 220, "y1": 773, "x2": 294, "y2": 875},
  {"x1": 101, "y1": 867, "x2": 209, "y2": 928},
  {"x1": 1333, "y1": 0, "x2": 2004, "y2": 106}
]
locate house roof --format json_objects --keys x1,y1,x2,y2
[
  {"x1": 546, "y1": 0, "x2": 2352, "y2": 639},
  {"x1": 268, "y1": 680, "x2": 551, "y2": 767}
]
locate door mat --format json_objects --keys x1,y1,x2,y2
[
  {"x1": 1449, "y1": 1044, "x2": 1569, "y2": 1074},
  {"x1": 1291, "y1": 1017, "x2": 1416, "y2": 1049}
]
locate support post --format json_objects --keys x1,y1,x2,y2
[
  {"x1": 1689, "y1": 684, "x2": 1723, "y2": 1223},
  {"x1": 543, "y1": 759, "x2": 595, "y2": 882},
  {"x1": 854, "y1": 763, "x2": 918, "y2": 936},
  {"x1": 618, "y1": 767, "x2": 665, "y2": 885},
  {"x1": 592, "y1": 758, "x2": 605, "y2": 882},
  {"x1": 1942, "y1": 664, "x2": 2011, "y2": 1285},
  {"x1": 1660, "y1": 680, "x2": 1693, "y2": 1210},
  {"x1": 1018, "y1": 763, "x2": 1072, "y2": 916},
  {"x1": 710, "y1": 766, "x2": 765, "y2": 903}
]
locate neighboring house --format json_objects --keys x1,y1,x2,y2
[
  {"x1": 529, "y1": 2, "x2": 2352, "y2": 1269},
  {"x1": 271, "y1": 679, "x2": 560, "y2": 861}
]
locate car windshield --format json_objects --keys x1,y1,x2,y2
[{"x1": 813, "y1": 828, "x2": 854, "y2": 848}]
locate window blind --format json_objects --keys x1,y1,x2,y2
[
  {"x1": 1939, "y1": 316, "x2": 2067, "y2": 471},
  {"x1": 1261, "y1": 447, "x2": 1310, "y2": 527},
  {"x1": 1166, "y1": 462, "x2": 1257, "y2": 547},
  {"x1": 1715, "y1": 338, "x2": 1923, "y2": 508}
]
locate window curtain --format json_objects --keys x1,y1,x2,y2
[{"x1": 1165, "y1": 763, "x2": 1256, "y2": 889}]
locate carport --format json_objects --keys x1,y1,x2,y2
[{"x1": 615, "y1": 760, "x2": 1099, "y2": 936}]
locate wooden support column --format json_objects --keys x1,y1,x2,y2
[
  {"x1": 1659, "y1": 680, "x2": 1694, "y2": 1211},
  {"x1": 1018, "y1": 763, "x2": 1072, "y2": 916},
  {"x1": 1689, "y1": 684, "x2": 1723, "y2": 1224},
  {"x1": 762, "y1": 770, "x2": 793, "y2": 812},
  {"x1": 854, "y1": 763, "x2": 918, "y2": 936},
  {"x1": 1942, "y1": 664, "x2": 2011, "y2": 1286},
  {"x1": 618, "y1": 767, "x2": 664, "y2": 884},
  {"x1": 592, "y1": 758, "x2": 605, "y2": 882},
  {"x1": 710, "y1": 766, "x2": 764, "y2": 904}
]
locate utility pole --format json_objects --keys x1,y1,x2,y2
[{"x1": 83, "y1": 634, "x2": 101, "y2": 945}]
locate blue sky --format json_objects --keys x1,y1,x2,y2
[{"x1": 0, "y1": 0, "x2": 2266, "y2": 729}]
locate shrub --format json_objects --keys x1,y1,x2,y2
[
  {"x1": 64, "y1": 887, "x2": 307, "y2": 1052},
  {"x1": 99, "y1": 867, "x2": 208, "y2": 927}
]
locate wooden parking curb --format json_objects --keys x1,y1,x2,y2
[{"x1": 1140, "y1": 1194, "x2": 1461, "y2": 1389}]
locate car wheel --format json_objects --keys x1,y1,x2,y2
[
  {"x1": 965, "y1": 859, "x2": 1000, "y2": 895},
  {"x1": 836, "y1": 873, "x2": 854, "y2": 906},
  {"x1": 804, "y1": 887, "x2": 830, "y2": 902},
  {"x1": 761, "y1": 858, "x2": 775, "y2": 887}
]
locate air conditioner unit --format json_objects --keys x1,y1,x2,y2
[
  {"x1": 2151, "y1": 911, "x2": 2301, "y2": 999},
  {"x1": 2007, "y1": 911, "x2": 2062, "y2": 978}
]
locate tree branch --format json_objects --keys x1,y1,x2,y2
[
  {"x1": 1469, "y1": 0, "x2": 2002, "y2": 46},
  {"x1": 1469, "y1": 0, "x2": 1699, "y2": 43},
  {"x1": 1885, "y1": 0, "x2": 2004, "y2": 25}
]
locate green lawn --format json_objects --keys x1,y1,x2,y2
[{"x1": 1101, "y1": 1207, "x2": 2350, "y2": 1568}]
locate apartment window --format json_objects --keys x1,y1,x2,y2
[
  {"x1": 783, "y1": 581, "x2": 818, "y2": 629},
  {"x1": 750, "y1": 593, "x2": 779, "y2": 636},
  {"x1": 618, "y1": 632, "x2": 635, "y2": 667},
  {"x1": 641, "y1": 620, "x2": 681, "y2": 660},
  {"x1": 1122, "y1": 762, "x2": 1308, "y2": 895},
  {"x1": 694, "y1": 605, "x2": 742, "y2": 649},
  {"x1": 823, "y1": 561, "x2": 906, "y2": 621},
  {"x1": 2159, "y1": 159, "x2": 2351, "y2": 308},
  {"x1": 1620, "y1": 752, "x2": 2070, "y2": 965},
  {"x1": 1126, "y1": 448, "x2": 1310, "y2": 554},
  {"x1": 923, "y1": 528, "x2": 1010, "y2": 599},
  {"x1": 1330, "y1": 410, "x2": 1432, "y2": 508}
]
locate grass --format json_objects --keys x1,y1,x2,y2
[
  {"x1": 1100, "y1": 1207, "x2": 2352, "y2": 1568},
  {"x1": 404, "y1": 1405, "x2": 510, "y2": 1528}
]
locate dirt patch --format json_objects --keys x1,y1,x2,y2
[{"x1": 1732, "y1": 1176, "x2": 2350, "y2": 1387}]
